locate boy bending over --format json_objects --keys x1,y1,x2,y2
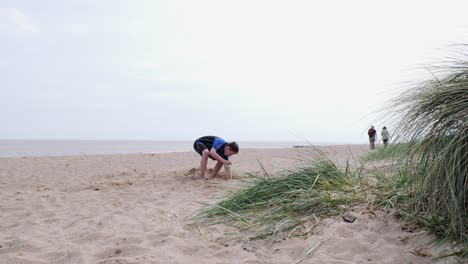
[{"x1": 193, "y1": 136, "x2": 239, "y2": 179}]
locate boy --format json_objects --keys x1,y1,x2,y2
[{"x1": 193, "y1": 136, "x2": 239, "y2": 180}]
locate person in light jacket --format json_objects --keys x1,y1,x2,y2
[{"x1": 381, "y1": 126, "x2": 391, "y2": 147}]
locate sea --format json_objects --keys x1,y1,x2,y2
[{"x1": 0, "y1": 140, "x2": 324, "y2": 158}]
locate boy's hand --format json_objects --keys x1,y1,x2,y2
[{"x1": 223, "y1": 160, "x2": 232, "y2": 166}]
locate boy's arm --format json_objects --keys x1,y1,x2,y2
[{"x1": 209, "y1": 148, "x2": 231, "y2": 165}]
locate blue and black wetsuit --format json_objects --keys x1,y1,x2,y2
[{"x1": 193, "y1": 136, "x2": 228, "y2": 161}]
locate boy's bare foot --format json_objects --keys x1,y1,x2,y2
[{"x1": 205, "y1": 171, "x2": 219, "y2": 180}]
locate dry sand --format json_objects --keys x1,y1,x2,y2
[{"x1": 0, "y1": 145, "x2": 462, "y2": 263}]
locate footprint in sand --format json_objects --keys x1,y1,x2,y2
[
  {"x1": 185, "y1": 167, "x2": 212, "y2": 178},
  {"x1": 0, "y1": 239, "x2": 41, "y2": 255},
  {"x1": 38, "y1": 251, "x2": 85, "y2": 264},
  {"x1": 184, "y1": 168, "x2": 197, "y2": 177},
  {"x1": 94, "y1": 245, "x2": 149, "y2": 260}
]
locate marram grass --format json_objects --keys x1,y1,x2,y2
[
  {"x1": 361, "y1": 142, "x2": 413, "y2": 162},
  {"x1": 194, "y1": 157, "x2": 368, "y2": 240},
  {"x1": 374, "y1": 52, "x2": 468, "y2": 256},
  {"x1": 194, "y1": 146, "x2": 467, "y2": 257}
]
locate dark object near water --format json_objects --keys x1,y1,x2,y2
[{"x1": 343, "y1": 215, "x2": 356, "y2": 223}]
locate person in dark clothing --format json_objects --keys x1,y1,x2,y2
[
  {"x1": 368, "y1": 126, "x2": 377, "y2": 149},
  {"x1": 193, "y1": 136, "x2": 239, "y2": 180}
]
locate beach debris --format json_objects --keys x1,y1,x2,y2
[
  {"x1": 399, "y1": 235, "x2": 410, "y2": 243},
  {"x1": 454, "y1": 244, "x2": 465, "y2": 252},
  {"x1": 93, "y1": 187, "x2": 100, "y2": 191},
  {"x1": 115, "y1": 249, "x2": 122, "y2": 255},
  {"x1": 410, "y1": 245, "x2": 432, "y2": 257},
  {"x1": 361, "y1": 207, "x2": 377, "y2": 219},
  {"x1": 342, "y1": 215, "x2": 356, "y2": 223},
  {"x1": 295, "y1": 238, "x2": 322, "y2": 264},
  {"x1": 194, "y1": 224, "x2": 213, "y2": 243},
  {"x1": 401, "y1": 223, "x2": 419, "y2": 233}
]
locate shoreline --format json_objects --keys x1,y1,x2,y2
[
  {"x1": 0, "y1": 143, "x2": 369, "y2": 159},
  {"x1": 0, "y1": 140, "x2": 365, "y2": 158}
]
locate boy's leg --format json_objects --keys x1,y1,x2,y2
[
  {"x1": 194, "y1": 141, "x2": 211, "y2": 179},
  {"x1": 200, "y1": 149, "x2": 210, "y2": 179}
]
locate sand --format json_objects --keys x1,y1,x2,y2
[{"x1": 0, "y1": 145, "x2": 462, "y2": 264}]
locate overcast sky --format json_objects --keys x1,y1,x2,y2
[{"x1": 1, "y1": 0, "x2": 468, "y2": 143}]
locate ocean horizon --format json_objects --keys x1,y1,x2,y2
[{"x1": 0, "y1": 139, "x2": 345, "y2": 158}]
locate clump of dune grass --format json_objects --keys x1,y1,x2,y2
[
  {"x1": 381, "y1": 50, "x2": 468, "y2": 254},
  {"x1": 194, "y1": 145, "x2": 467, "y2": 258},
  {"x1": 194, "y1": 154, "x2": 368, "y2": 240},
  {"x1": 371, "y1": 164, "x2": 415, "y2": 208},
  {"x1": 361, "y1": 142, "x2": 413, "y2": 162}
]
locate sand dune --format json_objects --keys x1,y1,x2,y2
[{"x1": 0, "y1": 146, "x2": 461, "y2": 263}]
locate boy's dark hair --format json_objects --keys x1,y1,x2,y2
[{"x1": 227, "y1": 142, "x2": 239, "y2": 153}]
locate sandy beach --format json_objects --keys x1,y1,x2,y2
[{"x1": 0, "y1": 145, "x2": 461, "y2": 264}]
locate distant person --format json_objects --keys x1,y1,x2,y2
[
  {"x1": 381, "y1": 126, "x2": 390, "y2": 147},
  {"x1": 368, "y1": 126, "x2": 377, "y2": 149},
  {"x1": 193, "y1": 136, "x2": 239, "y2": 180}
]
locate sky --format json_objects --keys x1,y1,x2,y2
[{"x1": 1, "y1": 0, "x2": 468, "y2": 143}]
